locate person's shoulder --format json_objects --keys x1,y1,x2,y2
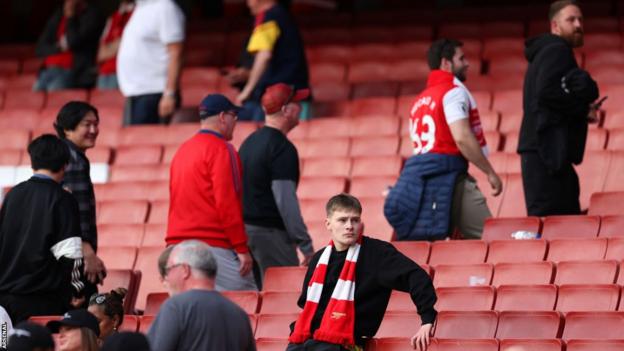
[{"x1": 361, "y1": 236, "x2": 395, "y2": 251}]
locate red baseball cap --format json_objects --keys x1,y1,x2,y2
[{"x1": 261, "y1": 83, "x2": 310, "y2": 114}]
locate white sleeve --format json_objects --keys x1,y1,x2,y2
[
  {"x1": 443, "y1": 87, "x2": 471, "y2": 124},
  {"x1": 158, "y1": 1, "x2": 186, "y2": 44}
]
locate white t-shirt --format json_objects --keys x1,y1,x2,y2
[{"x1": 117, "y1": 0, "x2": 185, "y2": 97}]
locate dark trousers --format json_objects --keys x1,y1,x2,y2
[
  {"x1": 125, "y1": 92, "x2": 180, "y2": 125},
  {"x1": 286, "y1": 340, "x2": 352, "y2": 351},
  {"x1": 520, "y1": 152, "x2": 581, "y2": 216},
  {"x1": 0, "y1": 293, "x2": 66, "y2": 323}
]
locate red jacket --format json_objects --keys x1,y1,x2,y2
[{"x1": 166, "y1": 130, "x2": 248, "y2": 253}]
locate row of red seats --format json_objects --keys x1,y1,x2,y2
[{"x1": 372, "y1": 338, "x2": 622, "y2": 351}]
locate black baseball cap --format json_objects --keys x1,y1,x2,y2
[
  {"x1": 8, "y1": 322, "x2": 55, "y2": 351},
  {"x1": 46, "y1": 309, "x2": 100, "y2": 337},
  {"x1": 198, "y1": 94, "x2": 242, "y2": 119}
]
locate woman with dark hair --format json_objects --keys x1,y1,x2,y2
[
  {"x1": 47, "y1": 309, "x2": 100, "y2": 351},
  {"x1": 87, "y1": 288, "x2": 127, "y2": 343}
]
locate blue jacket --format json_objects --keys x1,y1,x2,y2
[{"x1": 384, "y1": 153, "x2": 468, "y2": 241}]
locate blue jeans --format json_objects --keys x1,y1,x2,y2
[
  {"x1": 33, "y1": 67, "x2": 73, "y2": 91},
  {"x1": 96, "y1": 74, "x2": 119, "y2": 90}
]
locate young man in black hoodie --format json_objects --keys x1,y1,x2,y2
[
  {"x1": 518, "y1": 0, "x2": 599, "y2": 216},
  {"x1": 0, "y1": 135, "x2": 86, "y2": 323},
  {"x1": 288, "y1": 194, "x2": 436, "y2": 351}
]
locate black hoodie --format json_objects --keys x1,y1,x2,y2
[{"x1": 518, "y1": 34, "x2": 599, "y2": 172}]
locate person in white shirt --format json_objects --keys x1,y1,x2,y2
[{"x1": 117, "y1": 0, "x2": 185, "y2": 125}]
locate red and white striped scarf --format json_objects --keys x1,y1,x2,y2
[{"x1": 289, "y1": 237, "x2": 361, "y2": 346}]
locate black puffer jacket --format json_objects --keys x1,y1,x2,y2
[{"x1": 518, "y1": 34, "x2": 599, "y2": 172}]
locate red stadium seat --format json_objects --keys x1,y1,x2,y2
[
  {"x1": 488, "y1": 55, "x2": 526, "y2": 77},
  {"x1": 599, "y1": 215, "x2": 624, "y2": 237},
  {"x1": 98, "y1": 200, "x2": 149, "y2": 225},
  {"x1": 350, "y1": 97, "x2": 397, "y2": 117},
  {"x1": 134, "y1": 246, "x2": 167, "y2": 310},
  {"x1": 29, "y1": 315, "x2": 61, "y2": 326},
  {"x1": 433, "y1": 263, "x2": 493, "y2": 288},
  {"x1": 221, "y1": 291, "x2": 260, "y2": 314},
  {"x1": 496, "y1": 311, "x2": 563, "y2": 339},
  {"x1": 98, "y1": 246, "x2": 137, "y2": 270},
  {"x1": 114, "y1": 145, "x2": 163, "y2": 165},
  {"x1": 351, "y1": 156, "x2": 402, "y2": 177},
  {"x1": 487, "y1": 240, "x2": 547, "y2": 263},
  {"x1": 296, "y1": 138, "x2": 350, "y2": 159},
  {"x1": 118, "y1": 125, "x2": 168, "y2": 146},
  {"x1": 119, "y1": 315, "x2": 139, "y2": 332},
  {"x1": 376, "y1": 313, "x2": 422, "y2": 338},
  {"x1": 142, "y1": 223, "x2": 167, "y2": 247},
  {"x1": 256, "y1": 338, "x2": 290, "y2": 351},
  {"x1": 479, "y1": 111, "x2": 499, "y2": 132},
  {"x1": 110, "y1": 164, "x2": 169, "y2": 183},
  {"x1": 497, "y1": 173, "x2": 527, "y2": 218},
  {"x1": 95, "y1": 181, "x2": 169, "y2": 202},
  {"x1": 86, "y1": 146, "x2": 111, "y2": 164},
  {"x1": 391, "y1": 241, "x2": 430, "y2": 265},
  {"x1": 605, "y1": 238, "x2": 624, "y2": 260},
  {"x1": 350, "y1": 116, "x2": 400, "y2": 137},
  {"x1": 147, "y1": 201, "x2": 168, "y2": 225},
  {"x1": 0, "y1": 129, "x2": 30, "y2": 150},
  {"x1": 492, "y1": 261, "x2": 554, "y2": 287},
  {"x1": 311, "y1": 81, "x2": 351, "y2": 102},
  {"x1": 554, "y1": 260, "x2": 618, "y2": 285},
  {"x1": 350, "y1": 136, "x2": 399, "y2": 157},
  {"x1": 313, "y1": 100, "x2": 351, "y2": 120},
  {"x1": 492, "y1": 90, "x2": 522, "y2": 116},
  {"x1": 307, "y1": 118, "x2": 351, "y2": 138},
  {"x1": 566, "y1": 340, "x2": 624, "y2": 351},
  {"x1": 541, "y1": 215, "x2": 600, "y2": 240},
  {"x1": 351, "y1": 81, "x2": 400, "y2": 99},
  {"x1": 546, "y1": 238, "x2": 607, "y2": 262},
  {"x1": 428, "y1": 241, "x2": 488, "y2": 266},
  {"x1": 386, "y1": 291, "x2": 416, "y2": 313},
  {"x1": 98, "y1": 224, "x2": 145, "y2": 248},
  {"x1": 426, "y1": 338, "x2": 499, "y2": 351},
  {"x1": 607, "y1": 128, "x2": 624, "y2": 150},
  {"x1": 349, "y1": 176, "x2": 395, "y2": 199},
  {"x1": 497, "y1": 112, "x2": 523, "y2": 135},
  {"x1": 434, "y1": 311, "x2": 498, "y2": 339},
  {"x1": 495, "y1": 284, "x2": 557, "y2": 311},
  {"x1": 589, "y1": 192, "x2": 624, "y2": 216},
  {"x1": 231, "y1": 121, "x2": 259, "y2": 148},
  {"x1": 583, "y1": 33, "x2": 622, "y2": 51},
  {"x1": 45, "y1": 89, "x2": 89, "y2": 109},
  {"x1": 604, "y1": 151, "x2": 624, "y2": 192},
  {"x1": 499, "y1": 339, "x2": 563, "y2": 351},
  {"x1": 556, "y1": 284, "x2": 620, "y2": 312},
  {"x1": 502, "y1": 132, "x2": 518, "y2": 153},
  {"x1": 586, "y1": 128, "x2": 608, "y2": 150},
  {"x1": 180, "y1": 67, "x2": 220, "y2": 87},
  {"x1": 90, "y1": 89, "x2": 125, "y2": 109},
  {"x1": 482, "y1": 38, "x2": 525, "y2": 59},
  {"x1": 301, "y1": 158, "x2": 351, "y2": 178},
  {"x1": 255, "y1": 313, "x2": 299, "y2": 339},
  {"x1": 144, "y1": 292, "x2": 168, "y2": 316},
  {"x1": 396, "y1": 95, "x2": 416, "y2": 119},
  {"x1": 100, "y1": 269, "x2": 141, "y2": 314},
  {"x1": 484, "y1": 131, "x2": 502, "y2": 151},
  {"x1": 309, "y1": 62, "x2": 346, "y2": 84},
  {"x1": 259, "y1": 291, "x2": 301, "y2": 314},
  {"x1": 438, "y1": 23, "x2": 482, "y2": 39},
  {"x1": 4, "y1": 90, "x2": 45, "y2": 110},
  {"x1": 306, "y1": 45, "x2": 351, "y2": 63},
  {"x1": 163, "y1": 124, "x2": 198, "y2": 145},
  {"x1": 562, "y1": 311, "x2": 624, "y2": 340},
  {"x1": 348, "y1": 61, "x2": 391, "y2": 83},
  {"x1": 575, "y1": 150, "x2": 611, "y2": 208},
  {"x1": 297, "y1": 177, "x2": 347, "y2": 200},
  {"x1": 357, "y1": 197, "x2": 394, "y2": 241},
  {"x1": 384, "y1": 58, "x2": 430, "y2": 83},
  {"x1": 0, "y1": 149, "x2": 21, "y2": 165},
  {"x1": 139, "y1": 315, "x2": 155, "y2": 333},
  {"x1": 435, "y1": 286, "x2": 495, "y2": 311},
  {"x1": 263, "y1": 266, "x2": 307, "y2": 292}
]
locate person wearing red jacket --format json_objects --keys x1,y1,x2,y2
[{"x1": 167, "y1": 94, "x2": 256, "y2": 291}]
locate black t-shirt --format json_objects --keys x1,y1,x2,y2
[
  {"x1": 0, "y1": 176, "x2": 81, "y2": 296},
  {"x1": 239, "y1": 126, "x2": 299, "y2": 229}
]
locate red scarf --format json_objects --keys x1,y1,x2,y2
[{"x1": 289, "y1": 237, "x2": 361, "y2": 346}]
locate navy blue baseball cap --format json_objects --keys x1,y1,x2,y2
[
  {"x1": 47, "y1": 309, "x2": 100, "y2": 337},
  {"x1": 198, "y1": 94, "x2": 242, "y2": 119},
  {"x1": 8, "y1": 322, "x2": 55, "y2": 351}
]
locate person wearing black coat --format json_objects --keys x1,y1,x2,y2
[
  {"x1": 34, "y1": 0, "x2": 104, "y2": 91},
  {"x1": 518, "y1": 0, "x2": 599, "y2": 216}
]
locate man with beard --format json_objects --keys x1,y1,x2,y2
[
  {"x1": 385, "y1": 39, "x2": 502, "y2": 240},
  {"x1": 519, "y1": 0, "x2": 599, "y2": 216}
]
